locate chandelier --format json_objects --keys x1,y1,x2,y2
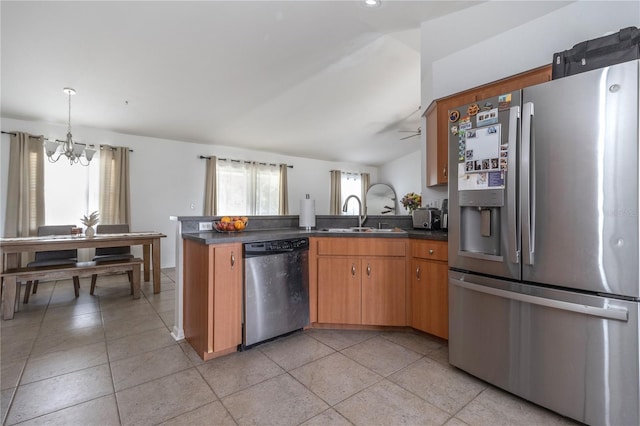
[{"x1": 44, "y1": 88, "x2": 96, "y2": 165}]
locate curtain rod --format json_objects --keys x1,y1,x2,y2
[
  {"x1": 199, "y1": 155, "x2": 293, "y2": 168},
  {"x1": 330, "y1": 170, "x2": 365, "y2": 175},
  {"x1": 2, "y1": 131, "x2": 133, "y2": 152},
  {"x1": 2, "y1": 131, "x2": 40, "y2": 139}
]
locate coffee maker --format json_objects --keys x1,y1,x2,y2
[{"x1": 439, "y1": 199, "x2": 448, "y2": 230}]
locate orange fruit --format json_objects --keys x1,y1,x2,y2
[
  {"x1": 220, "y1": 216, "x2": 231, "y2": 223},
  {"x1": 234, "y1": 220, "x2": 245, "y2": 231}
]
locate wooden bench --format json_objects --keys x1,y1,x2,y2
[{"x1": 1, "y1": 258, "x2": 142, "y2": 320}]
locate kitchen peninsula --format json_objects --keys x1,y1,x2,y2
[{"x1": 174, "y1": 215, "x2": 448, "y2": 361}]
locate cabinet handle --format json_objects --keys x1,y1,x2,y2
[
  {"x1": 366, "y1": 263, "x2": 371, "y2": 276},
  {"x1": 351, "y1": 264, "x2": 356, "y2": 276},
  {"x1": 429, "y1": 249, "x2": 434, "y2": 255},
  {"x1": 443, "y1": 166, "x2": 447, "y2": 178},
  {"x1": 416, "y1": 266, "x2": 420, "y2": 280},
  {"x1": 230, "y1": 253, "x2": 235, "y2": 268}
]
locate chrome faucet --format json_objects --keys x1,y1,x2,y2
[{"x1": 342, "y1": 195, "x2": 367, "y2": 227}]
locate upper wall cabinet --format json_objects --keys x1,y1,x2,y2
[{"x1": 426, "y1": 64, "x2": 552, "y2": 187}]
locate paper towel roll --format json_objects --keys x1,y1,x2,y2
[{"x1": 299, "y1": 198, "x2": 316, "y2": 229}]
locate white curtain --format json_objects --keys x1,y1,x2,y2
[
  {"x1": 99, "y1": 146, "x2": 131, "y2": 225},
  {"x1": 252, "y1": 163, "x2": 279, "y2": 215},
  {"x1": 4, "y1": 132, "x2": 45, "y2": 238},
  {"x1": 216, "y1": 161, "x2": 280, "y2": 216},
  {"x1": 340, "y1": 172, "x2": 362, "y2": 215}
]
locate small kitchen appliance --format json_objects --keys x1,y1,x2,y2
[
  {"x1": 440, "y1": 199, "x2": 448, "y2": 231},
  {"x1": 412, "y1": 208, "x2": 441, "y2": 230}
]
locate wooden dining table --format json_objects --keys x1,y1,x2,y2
[{"x1": 0, "y1": 231, "x2": 166, "y2": 293}]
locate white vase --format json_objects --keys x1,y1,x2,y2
[{"x1": 85, "y1": 226, "x2": 95, "y2": 238}]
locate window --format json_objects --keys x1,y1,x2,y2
[
  {"x1": 216, "y1": 161, "x2": 280, "y2": 215},
  {"x1": 44, "y1": 152, "x2": 100, "y2": 226},
  {"x1": 340, "y1": 172, "x2": 362, "y2": 215}
]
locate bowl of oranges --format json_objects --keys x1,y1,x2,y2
[{"x1": 214, "y1": 216, "x2": 248, "y2": 233}]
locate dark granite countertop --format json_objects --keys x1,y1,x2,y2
[
  {"x1": 405, "y1": 229, "x2": 449, "y2": 241},
  {"x1": 182, "y1": 228, "x2": 447, "y2": 244}
]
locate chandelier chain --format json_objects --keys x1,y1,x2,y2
[{"x1": 67, "y1": 90, "x2": 72, "y2": 134}]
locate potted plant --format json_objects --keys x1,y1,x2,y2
[{"x1": 80, "y1": 211, "x2": 99, "y2": 237}]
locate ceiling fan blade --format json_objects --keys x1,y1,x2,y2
[
  {"x1": 399, "y1": 133, "x2": 419, "y2": 140},
  {"x1": 375, "y1": 106, "x2": 421, "y2": 134}
]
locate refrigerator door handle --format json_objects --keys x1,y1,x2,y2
[
  {"x1": 507, "y1": 104, "x2": 520, "y2": 264},
  {"x1": 521, "y1": 102, "x2": 535, "y2": 265},
  {"x1": 451, "y1": 277, "x2": 629, "y2": 322}
]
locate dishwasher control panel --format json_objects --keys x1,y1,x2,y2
[{"x1": 244, "y1": 238, "x2": 309, "y2": 254}]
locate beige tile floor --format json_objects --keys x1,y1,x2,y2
[{"x1": 1, "y1": 269, "x2": 579, "y2": 426}]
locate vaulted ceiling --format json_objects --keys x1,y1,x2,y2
[{"x1": 2, "y1": 1, "x2": 481, "y2": 165}]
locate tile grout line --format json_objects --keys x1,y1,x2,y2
[
  {"x1": 3, "y1": 278, "x2": 103, "y2": 425},
  {"x1": 447, "y1": 386, "x2": 489, "y2": 425},
  {"x1": 2, "y1": 278, "x2": 59, "y2": 425},
  {"x1": 2, "y1": 271, "x2": 177, "y2": 425},
  {"x1": 183, "y1": 358, "x2": 240, "y2": 426},
  {"x1": 109, "y1": 269, "x2": 177, "y2": 425},
  {"x1": 99, "y1": 292, "x2": 124, "y2": 426}
]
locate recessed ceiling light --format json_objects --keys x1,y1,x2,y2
[{"x1": 364, "y1": 0, "x2": 381, "y2": 7}]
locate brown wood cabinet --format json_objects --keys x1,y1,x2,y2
[
  {"x1": 361, "y1": 257, "x2": 406, "y2": 326},
  {"x1": 410, "y1": 240, "x2": 448, "y2": 339},
  {"x1": 426, "y1": 93, "x2": 476, "y2": 186},
  {"x1": 426, "y1": 64, "x2": 552, "y2": 187},
  {"x1": 316, "y1": 237, "x2": 407, "y2": 326},
  {"x1": 183, "y1": 239, "x2": 242, "y2": 361},
  {"x1": 317, "y1": 256, "x2": 361, "y2": 325}
]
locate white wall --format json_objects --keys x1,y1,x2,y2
[
  {"x1": 378, "y1": 150, "x2": 425, "y2": 213},
  {"x1": 419, "y1": 1, "x2": 572, "y2": 108},
  {"x1": 0, "y1": 117, "x2": 378, "y2": 268},
  {"x1": 418, "y1": 0, "x2": 640, "y2": 203},
  {"x1": 430, "y1": 1, "x2": 640, "y2": 100}
]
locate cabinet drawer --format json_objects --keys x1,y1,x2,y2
[
  {"x1": 317, "y1": 237, "x2": 406, "y2": 257},
  {"x1": 410, "y1": 240, "x2": 448, "y2": 261}
]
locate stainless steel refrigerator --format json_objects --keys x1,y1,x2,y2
[{"x1": 448, "y1": 59, "x2": 639, "y2": 426}]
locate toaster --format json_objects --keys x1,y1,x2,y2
[{"x1": 412, "y1": 208, "x2": 441, "y2": 230}]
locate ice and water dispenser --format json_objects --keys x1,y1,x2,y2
[{"x1": 458, "y1": 189, "x2": 503, "y2": 257}]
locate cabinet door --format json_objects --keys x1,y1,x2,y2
[
  {"x1": 213, "y1": 244, "x2": 242, "y2": 352},
  {"x1": 361, "y1": 257, "x2": 406, "y2": 326},
  {"x1": 183, "y1": 239, "x2": 213, "y2": 357},
  {"x1": 411, "y1": 258, "x2": 449, "y2": 339},
  {"x1": 427, "y1": 93, "x2": 477, "y2": 187},
  {"x1": 318, "y1": 257, "x2": 361, "y2": 324}
]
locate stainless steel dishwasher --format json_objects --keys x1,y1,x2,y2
[{"x1": 243, "y1": 237, "x2": 309, "y2": 348}]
